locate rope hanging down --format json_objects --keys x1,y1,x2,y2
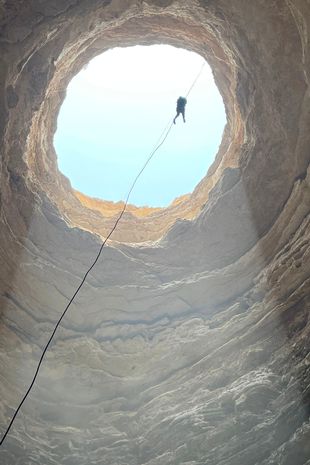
[{"x1": 0, "y1": 61, "x2": 206, "y2": 446}]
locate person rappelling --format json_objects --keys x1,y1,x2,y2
[{"x1": 173, "y1": 96, "x2": 187, "y2": 124}]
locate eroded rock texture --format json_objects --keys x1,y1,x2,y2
[{"x1": 0, "y1": 0, "x2": 309, "y2": 464}]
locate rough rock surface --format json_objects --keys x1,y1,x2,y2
[{"x1": 0, "y1": 0, "x2": 309, "y2": 464}]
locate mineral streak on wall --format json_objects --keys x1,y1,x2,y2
[{"x1": 0, "y1": 1, "x2": 309, "y2": 464}]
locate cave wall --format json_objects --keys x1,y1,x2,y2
[{"x1": 0, "y1": 0, "x2": 309, "y2": 464}]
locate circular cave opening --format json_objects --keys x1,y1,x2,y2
[{"x1": 53, "y1": 44, "x2": 226, "y2": 208}]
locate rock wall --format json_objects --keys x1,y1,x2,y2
[{"x1": 0, "y1": 0, "x2": 309, "y2": 464}]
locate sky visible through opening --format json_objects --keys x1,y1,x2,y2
[{"x1": 54, "y1": 45, "x2": 226, "y2": 207}]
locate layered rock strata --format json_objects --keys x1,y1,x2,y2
[{"x1": 0, "y1": 1, "x2": 309, "y2": 464}]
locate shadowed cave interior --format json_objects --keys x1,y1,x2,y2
[{"x1": 0, "y1": 0, "x2": 309, "y2": 464}]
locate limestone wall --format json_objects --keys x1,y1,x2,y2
[{"x1": 0, "y1": 1, "x2": 309, "y2": 464}]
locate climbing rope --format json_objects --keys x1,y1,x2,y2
[
  {"x1": 185, "y1": 61, "x2": 206, "y2": 98},
  {"x1": 0, "y1": 60, "x2": 206, "y2": 446}
]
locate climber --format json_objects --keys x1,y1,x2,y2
[{"x1": 173, "y1": 96, "x2": 187, "y2": 124}]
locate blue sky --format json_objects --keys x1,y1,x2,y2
[{"x1": 54, "y1": 45, "x2": 226, "y2": 207}]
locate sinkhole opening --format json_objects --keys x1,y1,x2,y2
[{"x1": 54, "y1": 44, "x2": 226, "y2": 208}]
